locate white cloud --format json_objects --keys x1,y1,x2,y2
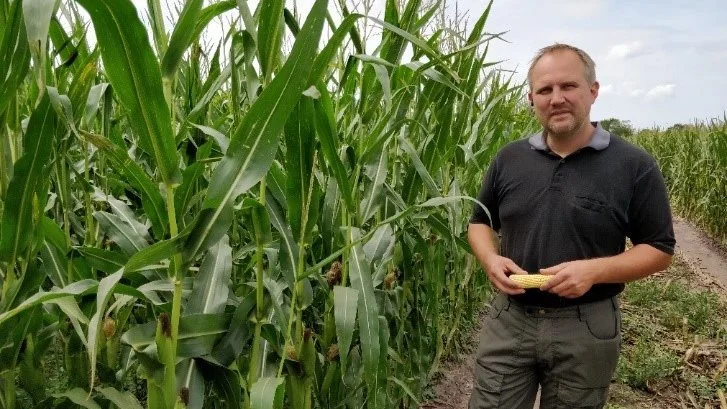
[
  {"x1": 629, "y1": 89, "x2": 645, "y2": 97},
  {"x1": 600, "y1": 84, "x2": 615, "y2": 94},
  {"x1": 607, "y1": 41, "x2": 645, "y2": 59},
  {"x1": 646, "y1": 84, "x2": 676, "y2": 99}
]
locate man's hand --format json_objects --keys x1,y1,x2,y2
[
  {"x1": 539, "y1": 260, "x2": 601, "y2": 298},
  {"x1": 486, "y1": 256, "x2": 528, "y2": 295}
]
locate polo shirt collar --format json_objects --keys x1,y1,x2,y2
[{"x1": 528, "y1": 121, "x2": 610, "y2": 152}]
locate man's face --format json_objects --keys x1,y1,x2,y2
[{"x1": 528, "y1": 50, "x2": 599, "y2": 137}]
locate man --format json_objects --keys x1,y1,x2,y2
[{"x1": 467, "y1": 43, "x2": 675, "y2": 408}]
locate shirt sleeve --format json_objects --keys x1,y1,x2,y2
[
  {"x1": 469, "y1": 155, "x2": 501, "y2": 231},
  {"x1": 627, "y1": 160, "x2": 676, "y2": 255}
]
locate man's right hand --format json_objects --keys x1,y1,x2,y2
[
  {"x1": 467, "y1": 223, "x2": 527, "y2": 295},
  {"x1": 485, "y1": 256, "x2": 528, "y2": 295}
]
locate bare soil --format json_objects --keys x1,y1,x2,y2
[{"x1": 421, "y1": 217, "x2": 727, "y2": 409}]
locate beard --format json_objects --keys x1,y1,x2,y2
[{"x1": 544, "y1": 111, "x2": 583, "y2": 138}]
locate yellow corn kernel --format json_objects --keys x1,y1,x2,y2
[{"x1": 510, "y1": 274, "x2": 551, "y2": 289}]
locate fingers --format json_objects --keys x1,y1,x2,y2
[
  {"x1": 505, "y1": 260, "x2": 528, "y2": 275},
  {"x1": 540, "y1": 262, "x2": 567, "y2": 275},
  {"x1": 539, "y1": 273, "x2": 566, "y2": 291},
  {"x1": 488, "y1": 268, "x2": 525, "y2": 295}
]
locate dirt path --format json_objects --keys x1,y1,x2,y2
[{"x1": 421, "y1": 217, "x2": 727, "y2": 409}]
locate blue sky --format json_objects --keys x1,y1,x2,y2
[{"x1": 129, "y1": 0, "x2": 725, "y2": 129}]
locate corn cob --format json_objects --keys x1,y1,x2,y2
[{"x1": 510, "y1": 274, "x2": 551, "y2": 289}]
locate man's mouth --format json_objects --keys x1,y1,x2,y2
[{"x1": 551, "y1": 111, "x2": 570, "y2": 117}]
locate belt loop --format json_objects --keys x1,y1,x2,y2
[
  {"x1": 576, "y1": 304, "x2": 582, "y2": 321},
  {"x1": 610, "y1": 296, "x2": 617, "y2": 311}
]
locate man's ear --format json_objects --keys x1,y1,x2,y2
[
  {"x1": 527, "y1": 93, "x2": 534, "y2": 106},
  {"x1": 591, "y1": 81, "x2": 600, "y2": 99}
]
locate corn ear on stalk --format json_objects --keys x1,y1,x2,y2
[{"x1": 510, "y1": 274, "x2": 551, "y2": 288}]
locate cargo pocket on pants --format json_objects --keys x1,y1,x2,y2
[
  {"x1": 556, "y1": 383, "x2": 608, "y2": 408},
  {"x1": 469, "y1": 367, "x2": 503, "y2": 408}
]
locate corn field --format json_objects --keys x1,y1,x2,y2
[
  {"x1": 631, "y1": 119, "x2": 727, "y2": 245},
  {"x1": 0, "y1": 0, "x2": 538, "y2": 408}
]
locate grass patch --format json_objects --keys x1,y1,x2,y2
[{"x1": 610, "y1": 256, "x2": 727, "y2": 407}]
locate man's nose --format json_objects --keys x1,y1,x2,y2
[{"x1": 550, "y1": 88, "x2": 565, "y2": 104}]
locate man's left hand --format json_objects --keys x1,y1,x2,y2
[{"x1": 539, "y1": 260, "x2": 601, "y2": 298}]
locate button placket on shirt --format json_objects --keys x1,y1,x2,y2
[{"x1": 550, "y1": 158, "x2": 566, "y2": 190}]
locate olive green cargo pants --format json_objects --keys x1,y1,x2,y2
[{"x1": 468, "y1": 293, "x2": 621, "y2": 408}]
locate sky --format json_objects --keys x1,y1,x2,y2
[{"x1": 128, "y1": 0, "x2": 726, "y2": 129}]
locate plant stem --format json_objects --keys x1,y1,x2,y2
[
  {"x1": 249, "y1": 177, "x2": 267, "y2": 387},
  {"x1": 166, "y1": 183, "x2": 183, "y2": 407}
]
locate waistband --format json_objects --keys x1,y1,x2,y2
[{"x1": 495, "y1": 293, "x2": 619, "y2": 319}]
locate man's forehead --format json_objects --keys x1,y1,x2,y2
[{"x1": 530, "y1": 53, "x2": 589, "y2": 85}]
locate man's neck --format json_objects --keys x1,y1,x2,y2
[{"x1": 546, "y1": 122, "x2": 596, "y2": 158}]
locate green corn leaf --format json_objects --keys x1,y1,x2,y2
[
  {"x1": 0, "y1": 93, "x2": 56, "y2": 263},
  {"x1": 257, "y1": 0, "x2": 284, "y2": 81},
  {"x1": 239, "y1": 29, "x2": 261, "y2": 104},
  {"x1": 282, "y1": 8, "x2": 299, "y2": 35},
  {"x1": 175, "y1": 359, "x2": 204, "y2": 409},
  {"x1": 320, "y1": 176, "x2": 342, "y2": 254},
  {"x1": 0, "y1": 279, "x2": 96, "y2": 326},
  {"x1": 413, "y1": 0, "x2": 441, "y2": 30},
  {"x1": 0, "y1": 0, "x2": 30, "y2": 116},
  {"x1": 372, "y1": 13, "x2": 460, "y2": 81},
  {"x1": 82, "y1": 83, "x2": 110, "y2": 128},
  {"x1": 183, "y1": 0, "x2": 329, "y2": 262},
  {"x1": 284, "y1": 97, "x2": 316, "y2": 241},
  {"x1": 40, "y1": 240, "x2": 68, "y2": 288},
  {"x1": 75, "y1": 0, "x2": 181, "y2": 185},
  {"x1": 124, "y1": 229, "x2": 190, "y2": 274},
  {"x1": 397, "y1": 131, "x2": 440, "y2": 198},
  {"x1": 190, "y1": 124, "x2": 228, "y2": 154},
  {"x1": 359, "y1": 143, "x2": 389, "y2": 223},
  {"x1": 40, "y1": 216, "x2": 66, "y2": 253},
  {"x1": 250, "y1": 377, "x2": 286, "y2": 409},
  {"x1": 22, "y1": 0, "x2": 55, "y2": 76},
  {"x1": 54, "y1": 388, "x2": 102, "y2": 409},
  {"x1": 187, "y1": 235, "x2": 231, "y2": 315},
  {"x1": 87, "y1": 269, "x2": 124, "y2": 390},
  {"x1": 388, "y1": 376, "x2": 421, "y2": 406},
  {"x1": 313, "y1": 86, "x2": 354, "y2": 212},
  {"x1": 265, "y1": 197, "x2": 297, "y2": 289},
  {"x1": 67, "y1": 51, "x2": 100, "y2": 123},
  {"x1": 347, "y1": 228, "x2": 380, "y2": 391},
  {"x1": 211, "y1": 292, "x2": 256, "y2": 366},
  {"x1": 363, "y1": 224, "x2": 395, "y2": 268},
  {"x1": 372, "y1": 315, "x2": 390, "y2": 408},
  {"x1": 74, "y1": 247, "x2": 127, "y2": 274},
  {"x1": 82, "y1": 131, "x2": 168, "y2": 238},
  {"x1": 48, "y1": 296, "x2": 89, "y2": 334},
  {"x1": 94, "y1": 211, "x2": 149, "y2": 256},
  {"x1": 310, "y1": 13, "x2": 364, "y2": 82},
  {"x1": 174, "y1": 152, "x2": 211, "y2": 223},
  {"x1": 102, "y1": 196, "x2": 151, "y2": 241},
  {"x1": 97, "y1": 386, "x2": 144, "y2": 409},
  {"x1": 187, "y1": 49, "x2": 245, "y2": 121},
  {"x1": 190, "y1": 1, "x2": 236, "y2": 43},
  {"x1": 121, "y1": 313, "x2": 230, "y2": 359},
  {"x1": 161, "y1": 0, "x2": 203, "y2": 78},
  {"x1": 199, "y1": 362, "x2": 242, "y2": 409},
  {"x1": 333, "y1": 286, "x2": 358, "y2": 378}
]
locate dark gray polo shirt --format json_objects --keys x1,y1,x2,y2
[{"x1": 470, "y1": 123, "x2": 675, "y2": 307}]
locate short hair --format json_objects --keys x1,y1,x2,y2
[{"x1": 527, "y1": 43, "x2": 596, "y2": 88}]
